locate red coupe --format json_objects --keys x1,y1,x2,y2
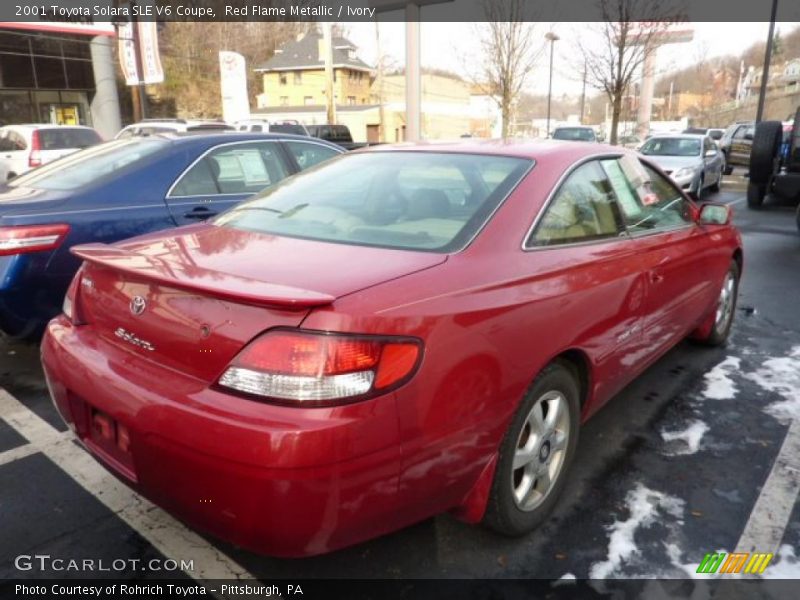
[{"x1": 41, "y1": 141, "x2": 742, "y2": 557}]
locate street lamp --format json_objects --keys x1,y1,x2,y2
[{"x1": 545, "y1": 32, "x2": 560, "y2": 138}]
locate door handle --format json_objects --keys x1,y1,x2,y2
[
  {"x1": 183, "y1": 206, "x2": 218, "y2": 220},
  {"x1": 649, "y1": 271, "x2": 665, "y2": 284}
]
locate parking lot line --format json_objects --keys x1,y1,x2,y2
[
  {"x1": 734, "y1": 419, "x2": 800, "y2": 558},
  {"x1": 0, "y1": 388, "x2": 257, "y2": 583},
  {"x1": 0, "y1": 442, "x2": 39, "y2": 467}
]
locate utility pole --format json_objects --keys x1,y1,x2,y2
[
  {"x1": 405, "y1": 5, "x2": 421, "y2": 141},
  {"x1": 130, "y1": 1, "x2": 147, "y2": 120},
  {"x1": 545, "y1": 32, "x2": 559, "y2": 137},
  {"x1": 375, "y1": 21, "x2": 385, "y2": 142},
  {"x1": 579, "y1": 60, "x2": 587, "y2": 123},
  {"x1": 323, "y1": 22, "x2": 336, "y2": 125},
  {"x1": 755, "y1": 0, "x2": 779, "y2": 123}
]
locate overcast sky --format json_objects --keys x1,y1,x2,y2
[{"x1": 346, "y1": 22, "x2": 785, "y2": 98}]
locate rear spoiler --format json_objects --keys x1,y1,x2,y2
[{"x1": 71, "y1": 244, "x2": 335, "y2": 310}]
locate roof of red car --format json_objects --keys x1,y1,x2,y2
[{"x1": 364, "y1": 139, "x2": 628, "y2": 161}]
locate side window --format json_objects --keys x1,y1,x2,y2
[
  {"x1": 285, "y1": 141, "x2": 340, "y2": 171},
  {"x1": 169, "y1": 143, "x2": 289, "y2": 197},
  {"x1": 8, "y1": 132, "x2": 27, "y2": 151},
  {"x1": 601, "y1": 158, "x2": 692, "y2": 234},
  {"x1": 529, "y1": 161, "x2": 622, "y2": 247}
]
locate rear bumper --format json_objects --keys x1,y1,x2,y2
[
  {"x1": 41, "y1": 317, "x2": 404, "y2": 557},
  {"x1": 0, "y1": 254, "x2": 67, "y2": 337}
]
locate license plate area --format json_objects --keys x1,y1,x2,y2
[{"x1": 70, "y1": 393, "x2": 137, "y2": 482}]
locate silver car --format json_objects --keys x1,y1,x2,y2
[{"x1": 638, "y1": 134, "x2": 724, "y2": 197}]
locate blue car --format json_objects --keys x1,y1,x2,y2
[{"x1": 0, "y1": 132, "x2": 343, "y2": 337}]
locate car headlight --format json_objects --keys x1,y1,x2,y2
[{"x1": 672, "y1": 167, "x2": 696, "y2": 179}]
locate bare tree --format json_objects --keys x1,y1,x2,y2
[
  {"x1": 471, "y1": 0, "x2": 543, "y2": 137},
  {"x1": 578, "y1": 0, "x2": 677, "y2": 144}
]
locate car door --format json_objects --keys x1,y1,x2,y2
[
  {"x1": 165, "y1": 140, "x2": 292, "y2": 226},
  {"x1": 282, "y1": 140, "x2": 343, "y2": 171},
  {"x1": 2, "y1": 130, "x2": 29, "y2": 177},
  {"x1": 0, "y1": 133, "x2": 13, "y2": 180},
  {"x1": 526, "y1": 159, "x2": 650, "y2": 402},
  {"x1": 702, "y1": 137, "x2": 723, "y2": 186},
  {"x1": 729, "y1": 124, "x2": 754, "y2": 166},
  {"x1": 607, "y1": 156, "x2": 715, "y2": 357}
]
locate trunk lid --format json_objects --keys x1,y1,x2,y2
[{"x1": 72, "y1": 224, "x2": 447, "y2": 382}]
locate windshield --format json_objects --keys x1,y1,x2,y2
[
  {"x1": 552, "y1": 128, "x2": 595, "y2": 142},
  {"x1": 215, "y1": 152, "x2": 532, "y2": 252},
  {"x1": 640, "y1": 137, "x2": 701, "y2": 157},
  {"x1": 9, "y1": 138, "x2": 168, "y2": 191}
]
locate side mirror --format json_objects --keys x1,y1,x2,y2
[
  {"x1": 704, "y1": 149, "x2": 718, "y2": 158},
  {"x1": 698, "y1": 202, "x2": 732, "y2": 225},
  {"x1": 744, "y1": 132, "x2": 754, "y2": 141}
]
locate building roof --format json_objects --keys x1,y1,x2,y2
[
  {"x1": 255, "y1": 31, "x2": 373, "y2": 73},
  {"x1": 253, "y1": 104, "x2": 381, "y2": 115}
]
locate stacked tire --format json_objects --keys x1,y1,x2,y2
[{"x1": 747, "y1": 120, "x2": 783, "y2": 209}]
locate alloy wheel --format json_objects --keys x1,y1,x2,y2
[
  {"x1": 511, "y1": 390, "x2": 570, "y2": 511},
  {"x1": 715, "y1": 270, "x2": 736, "y2": 332}
]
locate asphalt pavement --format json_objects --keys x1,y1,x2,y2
[{"x1": 1, "y1": 172, "x2": 799, "y2": 589}]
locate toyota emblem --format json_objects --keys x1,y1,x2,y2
[{"x1": 130, "y1": 296, "x2": 147, "y2": 316}]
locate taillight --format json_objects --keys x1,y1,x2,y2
[
  {"x1": 218, "y1": 330, "x2": 422, "y2": 405},
  {"x1": 62, "y1": 266, "x2": 87, "y2": 325},
  {"x1": 0, "y1": 224, "x2": 70, "y2": 256},
  {"x1": 29, "y1": 130, "x2": 41, "y2": 167}
]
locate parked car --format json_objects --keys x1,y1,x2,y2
[
  {"x1": 0, "y1": 132, "x2": 342, "y2": 337},
  {"x1": 236, "y1": 119, "x2": 310, "y2": 136},
  {"x1": 719, "y1": 121, "x2": 754, "y2": 174},
  {"x1": 638, "y1": 133, "x2": 724, "y2": 197},
  {"x1": 307, "y1": 124, "x2": 369, "y2": 150},
  {"x1": 115, "y1": 119, "x2": 234, "y2": 139},
  {"x1": 41, "y1": 140, "x2": 742, "y2": 557},
  {"x1": 0, "y1": 125, "x2": 102, "y2": 181},
  {"x1": 550, "y1": 126, "x2": 597, "y2": 142},
  {"x1": 745, "y1": 109, "x2": 800, "y2": 210},
  {"x1": 618, "y1": 134, "x2": 642, "y2": 149}
]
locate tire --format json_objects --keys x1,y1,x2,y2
[
  {"x1": 692, "y1": 173, "x2": 704, "y2": 199},
  {"x1": 747, "y1": 181, "x2": 766, "y2": 209},
  {"x1": 483, "y1": 362, "x2": 580, "y2": 536},
  {"x1": 749, "y1": 121, "x2": 783, "y2": 184},
  {"x1": 696, "y1": 260, "x2": 739, "y2": 347},
  {"x1": 723, "y1": 153, "x2": 733, "y2": 176},
  {"x1": 710, "y1": 170, "x2": 721, "y2": 193},
  {"x1": 796, "y1": 203, "x2": 800, "y2": 234},
  {"x1": 6, "y1": 172, "x2": 16, "y2": 181}
]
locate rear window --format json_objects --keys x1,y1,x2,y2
[
  {"x1": 214, "y1": 152, "x2": 532, "y2": 252},
  {"x1": 269, "y1": 123, "x2": 306, "y2": 135},
  {"x1": 39, "y1": 128, "x2": 102, "y2": 150},
  {"x1": 8, "y1": 138, "x2": 168, "y2": 191},
  {"x1": 552, "y1": 128, "x2": 596, "y2": 142}
]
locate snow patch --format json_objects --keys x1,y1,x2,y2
[
  {"x1": 661, "y1": 421, "x2": 709, "y2": 455},
  {"x1": 702, "y1": 356, "x2": 741, "y2": 400},
  {"x1": 589, "y1": 483, "x2": 684, "y2": 579},
  {"x1": 744, "y1": 346, "x2": 800, "y2": 423},
  {"x1": 763, "y1": 544, "x2": 800, "y2": 579}
]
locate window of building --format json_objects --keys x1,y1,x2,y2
[
  {"x1": 279, "y1": 73, "x2": 287, "y2": 85},
  {"x1": 347, "y1": 96, "x2": 356, "y2": 105},
  {"x1": 293, "y1": 72, "x2": 302, "y2": 84},
  {"x1": 280, "y1": 96, "x2": 289, "y2": 106},
  {"x1": 304, "y1": 96, "x2": 314, "y2": 106}
]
